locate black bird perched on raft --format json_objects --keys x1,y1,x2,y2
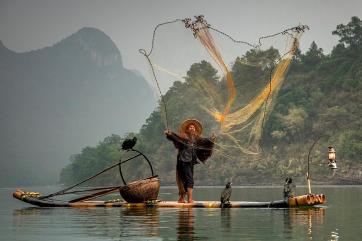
[
  {"x1": 121, "y1": 137, "x2": 137, "y2": 151},
  {"x1": 283, "y1": 177, "x2": 296, "y2": 201},
  {"x1": 220, "y1": 182, "x2": 232, "y2": 208}
]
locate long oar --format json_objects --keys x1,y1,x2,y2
[
  {"x1": 69, "y1": 186, "x2": 121, "y2": 203},
  {"x1": 58, "y1": 186, "x2": 123, "y2": 196}
]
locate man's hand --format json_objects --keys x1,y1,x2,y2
[{"x1": 164, "y1": 129, "x2": 171, "y2": 136}]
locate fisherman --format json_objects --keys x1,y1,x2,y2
[{"x1": 164, "y1": 119, "x2": 215, "y2": 203}]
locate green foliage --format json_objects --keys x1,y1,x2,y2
[
  {"x1": 60, "y1": 17, "x2": 362, "y2": 185},
  {"x1": 333, "y1": 16, "x2": 362, "y2": 49},
  {"x1": 185, "y1": 60, "x2": 219, "y2": 83},
  {"x1": 301, "y1": 41, "x2": 325, "y2": 66},
  {"x1": 278, "y1": 106, "x2": 308, "y2": 137},
  {"x1": 59, "y1": 134, "x2": 122, "y2": 185},
  {"x1": 243, "y1": 47, "x2": 280, "y2": 69}
]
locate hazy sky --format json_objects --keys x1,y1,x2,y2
[
  {"x1": 1, "y1": 0, "x2": 361, "y2": 186},
  {"x1": 1, "y1": 0, "x2": 362, "y2": 88}
]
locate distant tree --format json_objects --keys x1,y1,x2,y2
[
  {"x1": 279, "y1": 106, "x2": 308, "y2": 137},
  {"x1": 332, "y1": 16, "x2": 362, "y2": 49},
  {"x1": 232, "y1": 56, "x2": 264, "y2": 82},
  {"x1": 313, "y1": 106, "x2": 351, "y2": 135},
  {"x1": 231, "y1": 48, "x2": 280, "y2": 105},
  {"x1": 339, "y1": 129, "x2": 362, "y2": 163},
  {"x1": 185, "y1": 60, "x2": 219, "y2": 84},
  {"x1": 302, "y1": 41, "x2": 324, "y2": 66},
  {"x1": 243, "y1": 47, "x2": 280, "y2": 69},
  {"x1": 292, "y1": 48, "x2": 302, "y2": 63}
]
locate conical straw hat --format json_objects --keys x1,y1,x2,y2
[{"x1": 179, "y1": 119, "x2": 203, "y2": 136}]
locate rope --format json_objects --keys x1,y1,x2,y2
[
  {"x1": 258, "y1": 25, "x2": 309, "y2": 47},
  {"x1": 139, "y1": 19, "x2": 183, "y2": 129},
  {"x1": 143, "y1": 19, "x2": 182, "y2": 57},
  {"x1": 207, "y1": 23, "x2": 308, "y2": 49},
  {"x1": 208, "y1": 26, "x2": 256, "y2": 48},
  {"x1": 139, "y1": 50, "x2": 169, "y2": 128}
]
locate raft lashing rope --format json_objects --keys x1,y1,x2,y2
[{"x1": 139, "y1": 15, "x2": 309, "y2": 155}]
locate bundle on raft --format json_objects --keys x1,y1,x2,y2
[{"x1": 13, "y1": 189, "x2": 325, "y2": 208}]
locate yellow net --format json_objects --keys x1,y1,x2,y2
[
  {"x1": 140, "y1": 16, "x2": 308, "y2": 156},
  {"x1": 194, "y1": 21, "x2": 237, "y2": 127}
]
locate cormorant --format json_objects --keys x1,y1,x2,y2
[
  {"x1": 121, "y1": 137, "x2": 137, "y2": 151},
  {"x1": 220, "y1": 182, "x2": 232, "y2": 207},
  {"x1": 283, "y1": 178, "x2": 296, "y2": 201}
]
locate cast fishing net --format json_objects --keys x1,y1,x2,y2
[{"x1": 140, "y1": 15, "x2": 309, "y2": 158}]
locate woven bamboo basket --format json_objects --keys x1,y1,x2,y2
[{"x1": 119, "y1": 175, "x2": 160, "y2": 203}]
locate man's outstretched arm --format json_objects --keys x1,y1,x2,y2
[{"x1": 164, "y1": 129, "x2": 185, "y2": 149}]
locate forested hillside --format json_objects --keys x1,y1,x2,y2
[{"x1": 60, "y1": 17, "x2": 362, "y2": 186}]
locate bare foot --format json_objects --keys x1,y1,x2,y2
[
  {"x1": 188, "y1": 199, "x2": 194, "y2": 203},
  {"x1": 178, "y1": 198, "x2": 186, "y2": 203}
]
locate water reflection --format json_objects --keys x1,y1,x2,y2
[
  {"x1": 220, "y1": 208, "x2": 231, "y2": 230},
  {"x1": 284, "y1": 207, "x2": 326, "y2": 240},
  {"x1": 7, "y1": 186, "x2": 361, "y2": 240},
  {"x1": 177, "y1": 208, "x2": 195, "y2": 240},
  {"x1": 12, "y1": 206, "x2": 336, "y2": 241},
  {"x1": 13, "y1": 207, "x2": 44, "y2": 216},
  {"x1": 330, "y1": 230, "x2": 339, "y2": 241},
  {"x1": 13, "y1": 207, "x2": 162, "y2": 240},
  {"x1": 120, "y1": 207, "x2": 160, "y2": 238}
]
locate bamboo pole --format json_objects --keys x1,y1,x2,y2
[
  {"x1": 306, "y1": 136, "x2": 321, "y2": 195},
  {"x1": 307, "y1": 176, "x2": 312, "y2": 194}
]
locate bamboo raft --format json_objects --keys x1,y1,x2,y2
[
  {"x1": 11, "y1": 140, "x2": 327, "y2": 209},
  {"x1": 13, "y1": 189, "x2": 325, "y2": 208}
]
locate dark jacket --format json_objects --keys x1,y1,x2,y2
[
  {"x1": 166, "y1": 131, "x2": 214, "y2": 164},
  {"x1": 166, "y1": 132, "x2": 197, "y2": 164}
]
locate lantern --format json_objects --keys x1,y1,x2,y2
[{"x1": 328, "y1": 146, "x2": 337, "y2": 169}]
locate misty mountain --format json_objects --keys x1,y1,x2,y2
[{"x1": 0, "y1": 27, "x2": 156, "y2": 187}]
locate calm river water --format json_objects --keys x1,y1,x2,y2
[{"x1": 1, "y1": 186, "x2": 361, "y2": 241}]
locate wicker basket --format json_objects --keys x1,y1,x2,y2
[{"x1": 119, "y1": 176, "x2": 160, "y2": 203}]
